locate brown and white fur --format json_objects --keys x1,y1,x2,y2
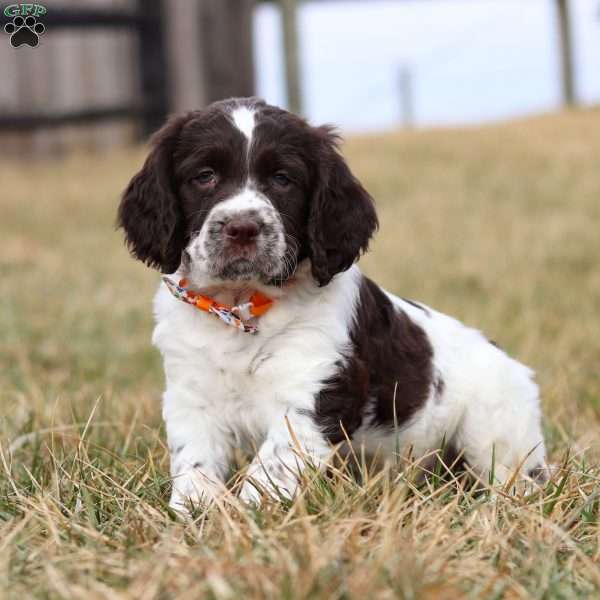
[{"x1": 118, "y1": 97, "x2": 548, "y2": 515}]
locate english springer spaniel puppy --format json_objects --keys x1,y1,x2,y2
[{"x1": 118, "y1": 98, "x2": 547, "y2": 514}]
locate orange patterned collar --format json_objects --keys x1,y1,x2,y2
[{"x1": 162, "y1": 276, "x2": 273, "y2": 334}]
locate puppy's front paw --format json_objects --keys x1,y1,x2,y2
[
  {"x1": 239, "y1": 480, "x2": 263, "y2": 506},
  {"x1": 168, "y1": 490, "x2": 199, "y2": 519},
  {"x1": 168, "y1": 488, "x2": 213, "y2": 519},
  {"x1": 168, "y1": 470, "x2": 222, "y2": 517},
  {"x1": 239, "y1": 464, "x2": 298, "y2": 505}
]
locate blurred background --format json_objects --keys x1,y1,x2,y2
[{"x1": 1, "y1": 0, "x2": 599, "y2": 155}]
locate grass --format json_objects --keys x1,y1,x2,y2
[{"x1": 1, "y1": 109, "x2": 600, "y2": 598}]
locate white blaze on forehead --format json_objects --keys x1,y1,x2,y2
[{"x1": 231, "y1": 106, "x2": 256, "y2": 143}]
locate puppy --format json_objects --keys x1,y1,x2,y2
[{"x1": 118, "y1": 98, "x2": 547, "y2": 513}]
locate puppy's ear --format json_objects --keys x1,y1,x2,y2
[
  {"x1": 117, "y1": 114, "x2": 189, "y2": 273},
  {"x1": 308, "y1": 127, "x2": 378, "y2": 286}
]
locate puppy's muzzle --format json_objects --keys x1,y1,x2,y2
[{"x1": 223, "y1": 215, "x2": 263, "y2": 248}]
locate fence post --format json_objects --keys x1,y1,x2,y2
[
  {"x1": 165, "y1": 1, "x2": 207, "y2": 112},
  {"x1": 556, "y1": 0, "x2": 576, "y2": 107},
  {"x1": 399, "y1": 65, "x2": 414, "y2": 128},
  {"x1": 198, "y1": 0, "x2": 256, "y2": 103},
  {"x1": 280, "y1": 0, "x2": 302, "y2": 115},
  {"x1": 138, "y1": 0, "x2": 169, "y2": 137}
]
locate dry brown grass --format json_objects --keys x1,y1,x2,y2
[{"x1": 1, "y1": 109, "x2": 599, "y2": 599}]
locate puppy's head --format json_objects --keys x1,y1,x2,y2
[{"x1": 118, "y1": 98, "x2": 378, "y2": 287}]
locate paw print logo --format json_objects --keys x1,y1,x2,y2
[{"x1": 4, "y1": 15, "x2": 45, "y2": 48}]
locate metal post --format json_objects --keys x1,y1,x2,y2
[
  {"x1": 280, "y1": 0, "x2": 302, "y2": 114},
  {"x1": 399, "y1": 64, "x2": 414, "y2": 128},
  {"x1": 556, "y1": 0, "x2": 576, "y2": 107}
]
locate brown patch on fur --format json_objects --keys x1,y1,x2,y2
[{"x1": 312, "y1": 276, "x2": 434, "y2": 443}]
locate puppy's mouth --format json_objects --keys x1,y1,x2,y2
[
  {"x1": 191, "y1": 207, "x2": 292, "y2": 283},
  {"x1": 204, "y1": 238, "x2": 283, "y2": 282},
  {"x1": 218, "y1": 256, "x2": 261, "y2": 280},
  {"x1": 222, "y1": 242, "x2": 259, "y2": 262}
]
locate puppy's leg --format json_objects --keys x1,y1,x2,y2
[
  {"x1": 452, "y1": 371, "x2": 547, "y2": 487},
  {"x1": 164, "y1": 393, "x2": 232, "y2": 516},
  {"x1": 239, "y1": 412, "x2": 330, "y2": 505}
]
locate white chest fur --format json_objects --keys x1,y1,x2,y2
[{"x1": 152, "y1": 266, "x2": 361, "y2": 445}]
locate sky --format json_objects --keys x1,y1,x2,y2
[{"x1": 254, "y1": 0, "x2": 600, "y2": 131}]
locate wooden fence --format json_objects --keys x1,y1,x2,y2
[
  {"x1": 0, "y1": 0, "x2": 167, "y2": 136},
  {"x1": 0, "y1": 0, "x2": 256, "y2": 157}
]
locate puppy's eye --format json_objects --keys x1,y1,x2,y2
[
  {"x1": 272, "y1": 172, "x2": 291, "y2": 188},
  {"x1": 192, "y1": 168, "x2": 217, "y2": 186}
]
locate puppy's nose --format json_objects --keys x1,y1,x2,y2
[{"x1": 223, "y1": 217, "x2": 261, "y2": 245}]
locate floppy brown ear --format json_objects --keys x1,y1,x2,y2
[
  {"x1": 117, "y1": 114, "x2": 190, "y2": 273},
  {"x1": 308, "y1": 128, "x2": 378, "y2": 286}
]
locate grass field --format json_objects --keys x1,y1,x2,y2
[{"x1": 1, "y1": 110, "x2": 599, "y2": 599}]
